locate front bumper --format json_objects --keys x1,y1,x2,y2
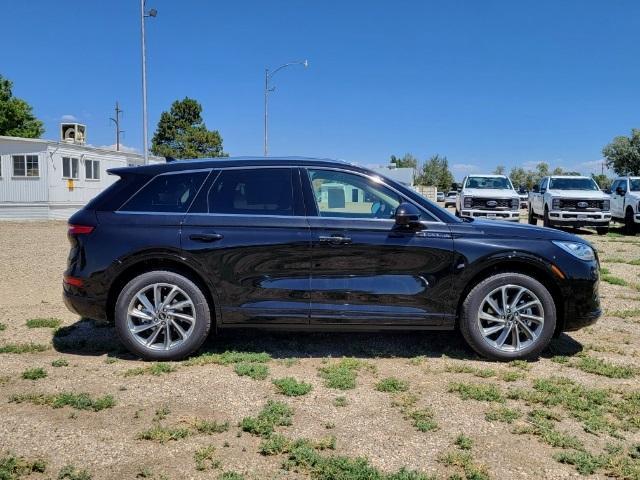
[
  {"x1": 557, "y1": 257, "x2": 601, "y2": 332},
  {"x1": 548, "y1": 210, "x2": 611, "y2": 227},
  {"x1": 460, "y1": 209, "x2": 520, "y2": 221}
]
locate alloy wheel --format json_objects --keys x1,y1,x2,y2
[
  {"x1": 477, "y1": 284, "x2": 545, "y2": 352},
  {"x1": 126, "y1": 283, "x2": 196, "y2": 351}
]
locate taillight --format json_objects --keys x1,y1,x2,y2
[
  {"x1": 63, "y1": 275, "x2": 84, "y2": 287},
  {"x1": 68, "y1": 224, "x2": 94, "y2": 235}
]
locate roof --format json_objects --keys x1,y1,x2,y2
[
  {"x1": 466, "y1": 174, "x2": 509, "y2": 178},
  {"x1": 108, "y1": 156, "x2": 360, "y2": 176},
  {"x1": 0, "y1": 135, "x2": 163, "y2": 161},
  {"x1": 548, "y1": 175, "x2": 590, "y2": 179}
]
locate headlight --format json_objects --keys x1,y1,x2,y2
[
  {"x1": 552, "y1": 198, "x2": 560, "y2": 209},
  {"x1": 552, "y1": 241, "x2": 595, "y2": 261},
  {"x1": 602, "y1": 199, "x2": 610, "y2": 211},
  {"x1": 463, "y1": 196, "x2": 472, "y2": 208}
]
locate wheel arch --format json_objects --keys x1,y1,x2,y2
[
  {"x1": 106, "y1": 256, "x2": 220, "y2": 328},
  {"x1": 454, "y1": 258, "x2": 565, "y2": 335}
]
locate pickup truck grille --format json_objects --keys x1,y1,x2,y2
[
  {"x1": 471, "y1": 198, "x2": 513, "y2": 210},
  {"x1": 559, "y1": 199, "x2": 603, "y2": 211}
]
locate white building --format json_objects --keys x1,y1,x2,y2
[{"x1": 0, "y1": 124, "x2": 164, "y2": 220}]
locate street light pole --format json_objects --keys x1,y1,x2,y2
[
  {"x1": 140, "y1": 0, "x2": 157, "y2": 164},
  {"x1": 263, "y1": 60, "x2": 308, "y2": 157}
]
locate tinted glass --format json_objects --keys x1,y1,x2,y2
[
  {"x1": 630, "y1": 180, "x2": 640, "y2": 192},
  {"x1": 549, "y1": 177, "x2": 599, "y2": 191},
  {"x1": 465, "y1": 176, "x2": 513, "y2": 189},
  {"x1": 208, "y1": 168, "x2": 294, "y2": 216},
  {"x1": 307, "y1": 169, "x2": 401, "y2": 219},
  {"x1": 121, "y1": 171, "x2": 208, "y2": 212}
]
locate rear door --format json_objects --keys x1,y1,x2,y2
[
  {"x1": 301, "y1": 167, "x2": 454, "y2": 326},
  {"x1": 181, "y1": 167, "x2": 312, "y2": 325}
]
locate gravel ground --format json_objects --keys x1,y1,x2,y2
[{"x1": 0, "y1": 219, "x2": 639, "y2": 480}]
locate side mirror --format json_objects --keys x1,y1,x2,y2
[
  {"x1": 605, "y1": 188, "x2": 611, "y2": 195},
  {"x1": 394, "y1": 202, "x2": 422, "y2": 229},
  {"x1": 532, "y1": 185, "x2": 539, "y2": 193},
  {"x1": 616, "y1": 186, "x2": 625, "y2": 195}
]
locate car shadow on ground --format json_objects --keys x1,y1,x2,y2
[{"x1": 52, "y1": 318, "x2": 583, "y2": 362}]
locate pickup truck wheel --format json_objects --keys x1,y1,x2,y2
[
  {"x1": 596, "y1": 227, "x2": 609, "y2": 236},
  {"x1": 459, "y1": 273, "x2": 556, "y2": 361},
  {"x1": 115, "y1": 270, "x2": 211, "y2": 361},
  {"x1": 527, "y1": 207, "x2": 536, "y2": 225},
  {"x1": 455, "y1": 209, "x2": 460, "y2": 217},
  {"x1": 543, "y1": 206, "x2": 551, "y2": 228},
  {"x1": 624, "y1": 208, "x2": 636, "y2": 235}
]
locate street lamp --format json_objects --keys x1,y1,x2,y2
[
  {"x1": 264, "y1": 59, "x2": 308, "y2": 156},
  {"x1": 141, "y1": 0, "x2": 157, "y2": 164}
]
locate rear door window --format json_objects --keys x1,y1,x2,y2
[
  {"x1": 121, "y1": 171, "x2": 209, "y2": 213},
  {"x1": 208, "y1": 168, "x2": 294, "y2": 216}
]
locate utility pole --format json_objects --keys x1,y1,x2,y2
[
  {"x1": 110, "y1": 101, "x2": 124, "y2": 151},
  {"x1": 141, "y1": 0, "x2": 157, "y2": 164}
]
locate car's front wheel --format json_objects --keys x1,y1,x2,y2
[
  {"x1": 115, "y1": 270, "x2": 211, "y2": 360},
  {"x1": 459, "y1": 272, "x2": 556, "y2": 361}
]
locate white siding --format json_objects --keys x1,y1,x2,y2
[{"x1": 0, "y1": 142, "x2": 49, "y2": 204}]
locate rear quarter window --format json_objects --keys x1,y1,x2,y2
[{"x1": 120, "y1": 171, "x2": 209, "y2": 213}]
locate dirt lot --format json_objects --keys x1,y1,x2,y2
[{"x1": 0, "y1": 220, "x2": 639, "y2": 480}]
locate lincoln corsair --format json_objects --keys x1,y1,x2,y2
[{"x1": 63, "y1": 157, "x2": 601, "y2": 361}]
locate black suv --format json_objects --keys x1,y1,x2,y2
[{"x1": 64, "y1": 157, "x2": 601, "y2": 361}]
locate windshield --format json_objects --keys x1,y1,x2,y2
[
  {"x1": 549, "y1": 177, "x2": 598, "y2": 191},
  {"x1": 465, "y1": 176, "x2": 513, "y2": 190},
  {"x1": 630, "y1": 179, "x2": 640, "y2": 192}
]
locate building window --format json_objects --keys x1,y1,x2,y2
[
  {"x1": 85, "y1": 159, "x2": 100, "y2": 180},
  {"x1": 62, "y1": 157, "x2": 79, "y2": 179},
  {"x1": 12, "y1": 155, "x2": 39, "y2": 177}
]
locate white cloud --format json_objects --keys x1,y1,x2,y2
[
  {"x1": 98, "y1": 144, "x2": 138, "y2": 153},
  {"x1": 60, "y1": 114, "x2": 78, "y2": 122},
  {"x1": 451, "y1": 163, "x2": 481, "y2": 179}
]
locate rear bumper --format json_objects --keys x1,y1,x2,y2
[{"x1": 63, "y1": 286, "x2": 108, "y2": 322}]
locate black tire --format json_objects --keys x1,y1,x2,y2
[
  {"x1": 528, "y1": 207, "x2": 536, "y2": 225},
  {"x1": 596, "y1": 227, "x2": 609, "y2": 236},
  {"x1": 459, "y1": 272, "x2": 556, "y2": 361},
  {"x1": 455, "y1": 209, "x2": 461, "y2": 218},
  {"x1": 543, "y1": 206, "x2": 551, "y2": 228},
  {"x1": 115, "y1": 270, "x2": 211, "y2": 361},
  {"x1": 624, "y1": 207, "x2": 636, "y2": 235}
]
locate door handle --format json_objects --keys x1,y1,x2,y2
[
  {"x1": 318, "y1": 235, "x2": 352, "y2": 245},
  {"x1": 189, "y1": 233, "x2": 224, "y2": 242}
]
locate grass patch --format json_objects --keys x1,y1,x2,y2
[
  {"x1": 601, "y1": 267, "x2": 611, "y2": 275},
  {"x1": 259, "y1": 435, "x2": 336, "y2": 456},
  {"x1": 508, "y1": 360, "x2": 531, "y2": 371},
  {"x1": 448, "y1": 382, "x2": 504, "y2": 402},
  {"x1": 183, "y1": 350, "x2": 271, "y2": 366},
  {"x1": 193, "y1": 419, "x2": 229, "y2": 434},
  {"x1": 273, "y1": 377, "x2": 313, "y2": 396},
  {"x1": 240, "y1": 400, "x2": 293, "y2": 437},
  {"x1": 26, "y1": 317, "x2": 61, "y2": 329},
  {"x1": 609, "y1": 308, "x2": 640, "y2": 319},
  {"x1": 553, "y1": 444, "x2": 640, "y2": 478},
  {"x1": 500, "y1": 371, "x2": 524, "y2": 382},
  {"x1": 513, "y1": 409, "x2": 583, "y2": 449},
  {"x1": 333, "y1": 396, "x2": 348, "y2": 407},
  {"x1": 234, "y1": 362, "x2": 269, "y2": 380},
  {"x1": 0, "y1": 455, "x2": 46, "y2": 478},
  {"x1": 485, "y1": 406, "x2": 522, "y2": 423},
  {"x1": 602, "y1": 274, "x2": 628, "y2": 286},
  {"x1": 10, "y1": 392, "x2": 115, "y2": 411},
  {"x1": 52, "y1": 358, "x2": 69, "y2": 367},
  {"x1": 194, "y1": 445, "x2": 220, "y2": 471},
  {"x1": 445, "y1": 364, "x2": 496, "y2": 378},
  {"x1": 22, "y1": 367, "x2": 47, "y2": 380},
  {"x1": 454, "y1": 434, "x2": 473, "y2": 450},
  {"x1": 136, "y1": 424, "x2": 191, "y2": 443},
  {"x1": 58, "y1": 464, "x2": 92, "y2": 480},
  {"x1": 318, "y1": 358, "x2": 372, "y2": 390},
  {"x1": 573, "y1": 356, "x2": 636, "y2": 379},
  {"x1": 0, "y1": 343, "x2": 49, "y2": 354},
  {"x1": 0, "y1": 323, "x2": 6, "y2": 331},
  {"x1": 219, "y1": 473, "x2": 245, "y2": 480},
  {"x1": 408, "y1": 408, "x2": 438, "y2": 432},
  {"x1": 439, "y1": 447, "x2": 490, "y2": 480},
  {"x1": 375, "y1": 377, "x2": 409, "y2": 393},
  {"x1": 123, "y1": 362, "x2": 177, "y2": 377}
]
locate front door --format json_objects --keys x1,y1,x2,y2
[
  {"x1": 610, "y1": 179, "x2": 626, "y2": 218},
  {"x1": 301, "y1": 168, "x2": 454, "y2": 326},
  {"x1": 181, "y1": 167, "x2": 311, "y2": 324}
]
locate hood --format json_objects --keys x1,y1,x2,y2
[
  {"x1": 462, "y1": 188, "x2": 519, "y2": 199},
  {"x1": 547, "y1": 189, "x2": 608, "y2": 199},
  {"x1": 464, "y1": 219, "x2": 584, "y2": 242}
]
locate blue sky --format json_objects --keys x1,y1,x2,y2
[{"x1": 4, "y1": 1, "x2": 639, "y2": 179}]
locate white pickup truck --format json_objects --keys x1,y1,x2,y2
[
  {"x1": 610, "y1": 176, "x2": 640, "y2": 234},
  {"x1": 527, "y1": 175, "x2": 611, "y2": 234},
  {"x1": 456, "y1": 174, "x2": 520, "y2": 221}
]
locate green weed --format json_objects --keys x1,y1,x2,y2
[{"x1": 273, "y1": 377, "x2": 313, "y2": 396}]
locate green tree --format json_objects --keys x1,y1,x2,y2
[
  {"x1": 493, "y1": 165, "x2": 506, "y2": 175},
  {"x1": 417, "y1": 154, "x2": 454, "y2": 191},
  {"x1": 151, "y1": 97, "x2": 226, "y2": 159},
  {"x1": 0, "y1": 74, "x2": 44, "y2": 138},
  {"x1": 591, "y1": 173, "x2": 611, "y2": 190},
  {"x1": 603, "y1": 129, "x2": 640, "y2": 175},
  {"x1": 509, "y1": 167, "x2": 528, "y2": 189},
  {"x1": 390, "y1": 153, "x2": 418, "y2": 169}
]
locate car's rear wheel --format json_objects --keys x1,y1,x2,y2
[
  {"x1": 115, "y1": 270, "x2": 211, "y2": 360},
  {"x1": 596, "y1": 227, "x2": 609, "y2": 236},
  {"x1": 459, "y1": 272, "x2": 556, "y2": 361},
  {"x1": 624, "y1": 207, "x2": 636, "y2": 235},
  {"x1": 543, "y1": 206, "x2": 551, "y2": 228}
]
